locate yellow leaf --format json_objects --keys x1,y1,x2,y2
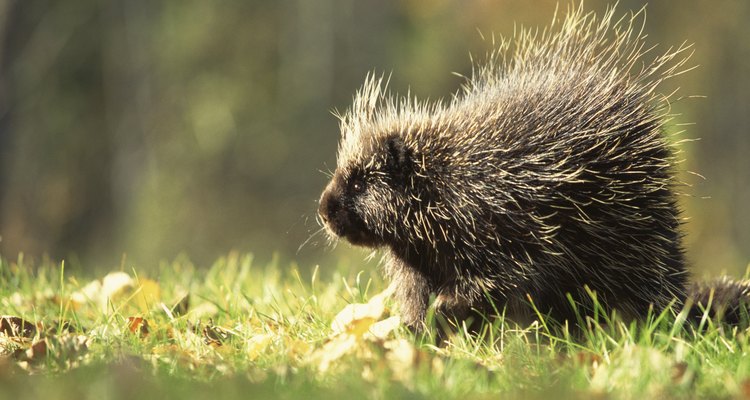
[
  {"x1": 70, "y1": 280, "x2": 102, "y2": 309},
  {"x1": 285, "y1": 338, "x2": 312, "y2": 358},
  {"x1": 102, "y1": 272, "x2": 135, "y2": 299},
  {"x1": 71, "y1": 271, "x2": 138, "y2": 313},
  {"x1": 365, "y1": 316, "x2": 401, "y2": 340},
  {"x1": 347, "y1": 317, "x2": 377, "y2": 338},
  {"x1": 384, "y1": 339, "x2": 417, "y2": 380},
  {"x1": 331, "y1": 285, "x2": 395, "y2": 336},
  {"x1": 246, "y1": 334, "x2": 273, "y2": 360},
  {"x1": 309, "y1": 285, "x2": 401, "y2": 373},
  {"x1": 313, "y1": 334, "x2": 358, "y2": 373},
  {"x1": 132, "y1": 279, "x2": 161, "y2": 314}
]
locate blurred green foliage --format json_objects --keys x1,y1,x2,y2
[{"x1": 0, "y1": 0, "x2": 748, "y2": 274}]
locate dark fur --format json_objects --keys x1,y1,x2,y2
[
  {"x1": 318, "y1": 6, "x2": 749, "y2": 330},
  {"x1": 687, "y1": 279, "x2": 750, "y2": 326}
]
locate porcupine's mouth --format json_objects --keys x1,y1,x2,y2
[
  {"x1": 325, "y1": 212, "x2": 382, "y2": 248},
  {"x1": 318, "y1": 190, "x2": 383, "y2": 248}
]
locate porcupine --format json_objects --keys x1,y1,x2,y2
[{"x1": 317, "y1": 5, "x2": 749, "y2": 330}]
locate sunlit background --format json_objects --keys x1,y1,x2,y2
[{"x1": 0, "y1": 0, "x2": 748, "y2": 277}]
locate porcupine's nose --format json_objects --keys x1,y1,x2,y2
[{"x1": 318, "y1": 188, "x2": 334, "y2": 225}]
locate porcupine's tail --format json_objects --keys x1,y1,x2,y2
[{"x1": 686, "y1": 278, "x2": 750, "y2": 326}]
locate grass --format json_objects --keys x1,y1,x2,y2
[{"x1": 1, "y1": 253, "x2": 750, "y2": 399}]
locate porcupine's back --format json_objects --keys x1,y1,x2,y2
[
  {"x1": 325, "y1": 5, "x2": 701, "y2": 327},
  {"x1": 465, "y1": 9, "x2": 694, "y2": 320}
]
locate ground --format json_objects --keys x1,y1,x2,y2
[{"x1": 1, "y1": 253, "x2": 749, "y2": 399}]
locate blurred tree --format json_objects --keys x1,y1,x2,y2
[
  {"x1": 0, "y1": 0, "x2": 747, "y2": 275},
  {"x1": 0, "y1": 0, "x2": 114, "y2": 263}
]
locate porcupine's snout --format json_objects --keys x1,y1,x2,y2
[
  {"x1": 318, "y1": 175, "x2": 383, "y2": 247},
  {"x1": 318, "y1": 181, "x2": 339, "y2": 230},
  {"x1": 318, "y1": 178, "x2": 359, "y2": 240}
]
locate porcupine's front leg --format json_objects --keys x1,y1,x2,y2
[{"x1": 385, "y1": 256, "x2": 431, "y2": 330}]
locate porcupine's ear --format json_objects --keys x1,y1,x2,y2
[{"x1": 384, "y1": 135, "x2": 413, "y2": 180}]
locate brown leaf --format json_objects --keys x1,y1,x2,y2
[
  {"x1": 202, "y1": 321, "x2": 235, "y2": 347},
  {"x1": 52, "y1": 334, "x2": 90, "y2": 357},
  {"x1": 574, "y1": 351, "x2": 602, "y2": 368},
  {"x1": 671, "y1": 361, "x2": 688, "y2": 382},
  {"x1": 741, "y1": 379, "x2": 750, "y2": 399},
  {"x1": 13, "y1": 339, "x2": 48, "y2": 363},
  {"x1": 37, "y1": 320, "x2": 79, "y2": 336},
  {"x1": 0, "y1": 316, "x2": 36, "y2": 338},
  {"x1": 127, "y1": 317, "x2": 150, "y2": 337},
  {"x1": 0, "y1": 355, "x2": 23, "y2": 377}
]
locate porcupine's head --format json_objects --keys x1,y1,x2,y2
[{"x1": 318, "y1": 77, "x2": 427, "y2": 249}]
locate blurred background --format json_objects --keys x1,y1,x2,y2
[{"x1": 0, "y1": 0, "x2": 748, "y2": 276}]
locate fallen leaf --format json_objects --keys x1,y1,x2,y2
[
  {"x1": 152, "y1": 344, "x2": 197, "y2": 369},
  {"x1": 246, "y1": 334, "x2": 273, "y2": 360},
  {"x1": 127, "y1": 317, "x2": 150, "y2": 337},
  {"x1": 13, "y1": 334, "x2": 90, "y2": 370},
  {"x1": 311, "y1": 285, "x2": 401, "y2": 373},
  {"x1": 742, "y1": 379, "x2": 750, "y2": 400},
  {"x1": 52, "y1": 334, "x2": 90, "y2": 356},
  {"x1": 285, "y1": 338, "x2": 312, "y2": 359},
  {"x1": 70, "y1": 279, "x2": 103, "y2": 309},
  {"x1": 575, "y1": 351, "x2": 602, "y2": 367},
  {"x1": 314, "y1": 334, "x2": 358, "y2": 373},
  {"x1": 331, "y1": 285, "x2": 396, "y2": 336},
  {"x1": 131, "y1": 279, "x2": 161, "y2": 314},
  {"x1": 0, "y1": 355, "x2": 23, "y2": 377},
  {"x1": 0, "y1": 316, "x2": 36, "y2": 338},
  {"x1": 672, "y1": 362, "x2": 687, "y2": 381},
  {"x1": 102, "y1": 272, "x2": 135, "y2": 300},
  {"x1": 35, "y1": 320, "x2": 80, "y2": 336},
  {"x1": 671, "y1": 361, "x2": 694, "y2": 387},
  {"x1": 71, "y1": 271, "x2": 134, "y2": 313},
  {"x1": 365, "y1": 316, "x2": 401, "y2": 340},
  {"x1": 384, "y1": 338, "x2": 417, "y2": 378},
  {"x1": 202, "y1": 321, "x2": 236, "y2": 347},
  {"x1": 28, "y1": 340, "x2": 48, "y2": 361}
]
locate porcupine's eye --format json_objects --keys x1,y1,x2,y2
[
  {"x1": 352, "y1": 180, "x2": 365, "y2": 194},
  {"x1": 348, "y1": 171, "x2": 367, "y2": 196}
]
